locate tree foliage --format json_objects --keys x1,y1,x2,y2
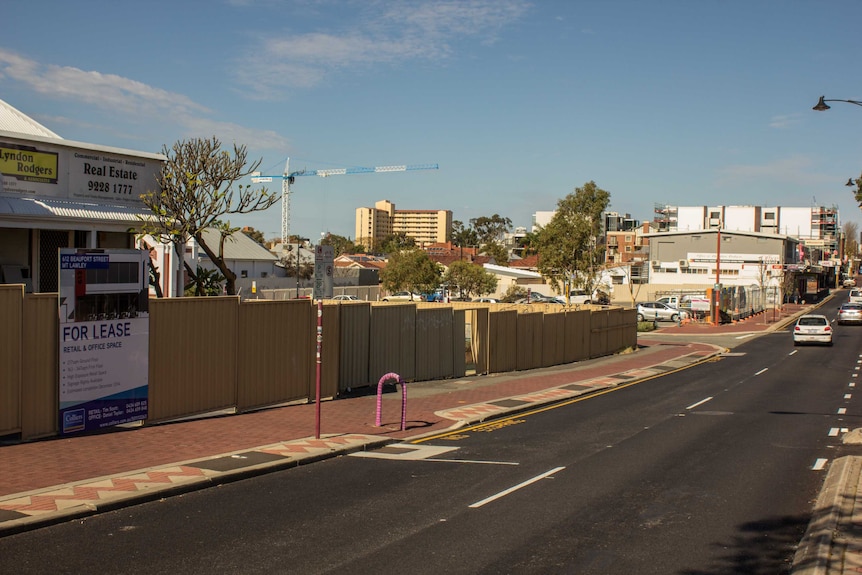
[
  {"x1": 320, "y1": 233, "x2": 363, "y2": 257},
  {"x1": 535, "y1": 181, "x2": 610, "y2": 294},
  {"x1": 242, "y1": 227, "x2": 266, "y2": 245},
  {"x1": 139, "y1": 137, "x2": 277, "y2": 296},
  {"x1": 442, "y1": 260, "x2": 498, "y2": 298},
  {"x1": 376, "y1": 232, "x2": 416, "y2": 255},
  {"x1": 451, "y1": 220, "x2": 479, "y2": 248},
  {"x1": 380, "y1": 249, "x2": 441, "y2": 295},
  {"x1": 481, "y1": 240, "x2": 509, "y2": 266},
  {"x1": 471, "y1": 214, "x2": 512, "y2": 245}
]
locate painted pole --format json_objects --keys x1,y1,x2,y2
[
  {"x1": 315, "y1": 299, "x2": 322, "y2": 439},
  {"x1": 375, "y1": 373, "x2": 407, "y2": 431}
]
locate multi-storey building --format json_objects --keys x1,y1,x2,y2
[
  {"x1": 355, "y1": 200, "x2": 452, "y2": 249},
  {"x1": 653, "y1": 204, "x2": 840, "y2": 257}
]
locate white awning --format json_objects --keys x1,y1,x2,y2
[{"x1": 0, "y1": 196, "x2": 154, "y2": 223}]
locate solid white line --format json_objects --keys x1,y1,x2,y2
[
  {"x1": 686, "y1": 397, "x2": 714, "y2": 410},
  {"x1": 428, "y1": 459, "x2": 519, "y2": 466},
  {"x1": 789, "y1": 350, "x2": 799, "y2": 356},
  {"x1": 754, "y1": 368, "x2": 768, "y2": 376},
  {"x1": 813, "y1": 458, "x2": 828, "y2": 471},
  {"x1": 735, "y1": 333, "x2": 756, "y2": 340},
  {"x1": 468, "y1": 466, "x2": 565, "y2": 508}
]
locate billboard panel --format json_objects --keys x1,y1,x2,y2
[{"x1": 58, "y1": 249, "x2": 150, "y2": 435}]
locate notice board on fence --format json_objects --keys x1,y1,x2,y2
[{"x1": 58, "y1": 248, "x2": 150, "y2": 435}]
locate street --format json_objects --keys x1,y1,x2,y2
[{"x1": 1, "y1": 298, "x2": 861, "y2": 574}]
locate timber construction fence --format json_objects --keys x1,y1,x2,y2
[{"x1": 0, "y1": 285, "x2": 636, "y2": 440}]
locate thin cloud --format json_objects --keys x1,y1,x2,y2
[
  {"x1": 0, "y1": 49, "x2": 289, "y2": 151},
  {"x1": 769, "y1": 113, "x2": 800, "y2": 129},
  {"x1": 716, "y1": 155, "x2": 834, "y2": 187},
  {"x1": 235, "y1": 0, "x2": 530, "y2": 99}
]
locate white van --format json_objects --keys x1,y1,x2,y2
[{"x1": 849, "y1": 289, "x2": 862, "y2": 304}]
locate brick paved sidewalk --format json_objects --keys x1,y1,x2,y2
[{"x1": 0, "y1": 337, "x2": 721, "y2": 534}]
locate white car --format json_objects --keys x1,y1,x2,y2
[
  {"x1": 849, "y1": 289, "x2": 862, "y2": 304},
  {"x1": 382, "y1": 291, "x2": 425, "y2": 302},
  {"x1": 636, "y1": 302, "x2": 689, "y2": 322},
  {"x1": 793, "y1": 314, "x2": 833, "y2": 346},
  {"x1": 332, "y1": 294, "x2": 359, "y2": 301}
]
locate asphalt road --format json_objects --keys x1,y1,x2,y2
[{"x1": 2, "y1": 299, "x2": 862, "y2": 574}]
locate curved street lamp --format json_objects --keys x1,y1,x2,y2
[{"x1": 813, "y1": 96, "x2": 862, "y2": 111}]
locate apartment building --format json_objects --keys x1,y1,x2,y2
[{"x1": 355, "y1": 200, "x2": 452, "y2": 249}]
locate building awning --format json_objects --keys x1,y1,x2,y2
[{"x1": 0, "y1": 196, "x2": 154, "y2": 223}]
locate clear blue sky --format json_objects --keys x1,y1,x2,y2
[{"x1": 3, "y1": 0, "x2": 862, "y2": 242}]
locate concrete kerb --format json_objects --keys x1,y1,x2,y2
[
  {"x1": 791, "y1": 456, "x2": 862, "y2": 575},
  {"x1": 0, "y1": 435, "x2": 394, "y2": 538}
]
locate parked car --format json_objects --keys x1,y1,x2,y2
[
  {"x1": 849, "y1": 289, "x2": 862, "y2": 304},
  {"x1": 843, "y1": 278, "x2": 857, "y2": 288},
  {"x1": 382, "y1": 291, "x2": 426, "y2": 302},
  {"x1": 473, "y1": 297, "x2": 499, "y2": 303},
  {"x1": 837, "y1": 303, "x2": 862, "y2": 325},
  {"x1": 793, "y1": 314, "x2": 833, "y2": 346},
  {"x1": 636, "y1": 302, "x2": 689, "y2": 322},
  {"x1": 332, "y1": 294, "x2": 359, "y2": 301},
  {"x1": 515, "y1": 292, "x2": 559, "y2": 304}
]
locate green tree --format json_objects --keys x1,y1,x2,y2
[
  {"x1": 376, "y1": 232, "x2": 416, "y2": 255},
  {"x1": 185, "y1": 265, "x2": 225, "y2": 296},
  {"x1": 241, "y1": 227, "x2": 266, "y2": 245},
  {"x1": 481, "y1": 240, "x2": 509, "y2": 266},
  {"x1": 380, "y1": 248, "x2": 441, "y2": 295},
  {"x1": 452, "y1": 220, "x2": 479, "y2": 248},
  {"x1": 320, "y1": 233, "x2": 363, "y2": 256},
  {"x1": 140, "y1": 137, "x2": 278, "y2": 296},
  {"x1": 442, "y1": 260, "x2": 498, "y2": 298},
  {"x1": 470, "y1": 214, "x2": 512, "y2": 245},
  {"x1": 535, "y1": 181, "x2": 610, "y2": 296}
]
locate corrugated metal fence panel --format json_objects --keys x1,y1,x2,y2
[
  {"x1": 605, "y1": 308, "x2": 625, "y2": 353},
  {"x1": 469, "y1": 308, "x2": 489, "y2": 375},
  {"x1": 452, "y1": 309, "x2": 467, "y2": 377},
  {"x1": 338, "y1": 302, "x2": 371, "y2": 391},
  {"x1": 589, "y1": 309, "x2": 610, "y2": 358},
  {"x1": 21, "y1": 294, "x2": 59, "y2": 439},
  {"x1": 623, "y1": 308, "x2": 638, "y2": 349},
  {"x1": 0, "y1": 285, "x2": 23, "y2": 436},
  {"x1": 370, "y1": 304, "x2": 416, "y2": 383},
  {"x1": 236, "y1": 300, "x2": 314, "y2": 411},
  {"x1": 565, "y1": 309, "x2": 591, "y2": 363},
  {"x1": 319, "y1": 303, "x2": 340, "y2": 399},
  {"x1": 516, "y1": 312, "x2": 544, "y2": 371},
  {"x1": 542, "y1": 312, "x2": 566, "y2": 367},
  {"x1": 488, "y1": 310, "x2": 517, "y2": 374},
  {"x1": 147, "y1": 297, "x2": 238, "y2": 423},
  {"x1": 415, "y1": 307, "x2": 454, "y2": 381}
]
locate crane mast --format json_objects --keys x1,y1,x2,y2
[{"x1": 252, "y1": 158, "x2": 438, "y2": 252}]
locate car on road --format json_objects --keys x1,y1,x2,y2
[
  {"x1": 849, "y1": 289, "x2": 862, "y2": 304},
  {"x1": 636, "y1": 301, "x2": 689, "y2": 322},
  {"x1": 792, "y1": 314, "x2": 833, "y2": 346},
  {"x1": 843, "y1": 278, "x2": 857, "y2": 288},
  {"x1": 837, "y1": 303, "x2": 862, "y2": 325},
  {"x1": 382, "y1": 291, "x2": 426, "y2": 302},
  {"x1": 473, "y1": 297, "x2": 500, "y2": 303},
  {"x1": 332, "y1": 294, "x2": 360, "y2": 301}
]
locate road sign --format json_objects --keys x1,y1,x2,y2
[{"x1": 314, "y1": 245, "x2": 334, "y2": 299}]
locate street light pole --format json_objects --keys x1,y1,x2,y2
[{"x1": 813, "y1": 96, "x2": 862, "y2": 111}]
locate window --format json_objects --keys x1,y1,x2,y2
[
  {"x1": 241, "y1": 270, "x2": 248, "y2": 278},
  {"x1": 765, "y1": 212, "x2": 775, "y2": 220}
]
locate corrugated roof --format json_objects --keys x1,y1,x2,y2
[
  {"x1": 0, "y1": 196, "x2": 153, "y2": 222},
  {"x1": 0, "y1": 99, "x2": 63, "y2": 139},
  {"x1": 199, "y1": 228, "x2": 277, "y2": 262}
]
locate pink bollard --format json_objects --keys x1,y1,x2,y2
[{"x1": 375, "y1": 372, "x2": 407, "y2": 430}]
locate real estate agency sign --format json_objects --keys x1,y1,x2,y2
[
  {"x1": 58, "y1": 249, "x2": 150, "y2": 435},
  {"x1": 0, "y1": 135, "x2": 161, "y2": 206}
]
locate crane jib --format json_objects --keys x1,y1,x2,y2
[{"x1": 254, "y1": 163, "x2": 438, "y2": 180}]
